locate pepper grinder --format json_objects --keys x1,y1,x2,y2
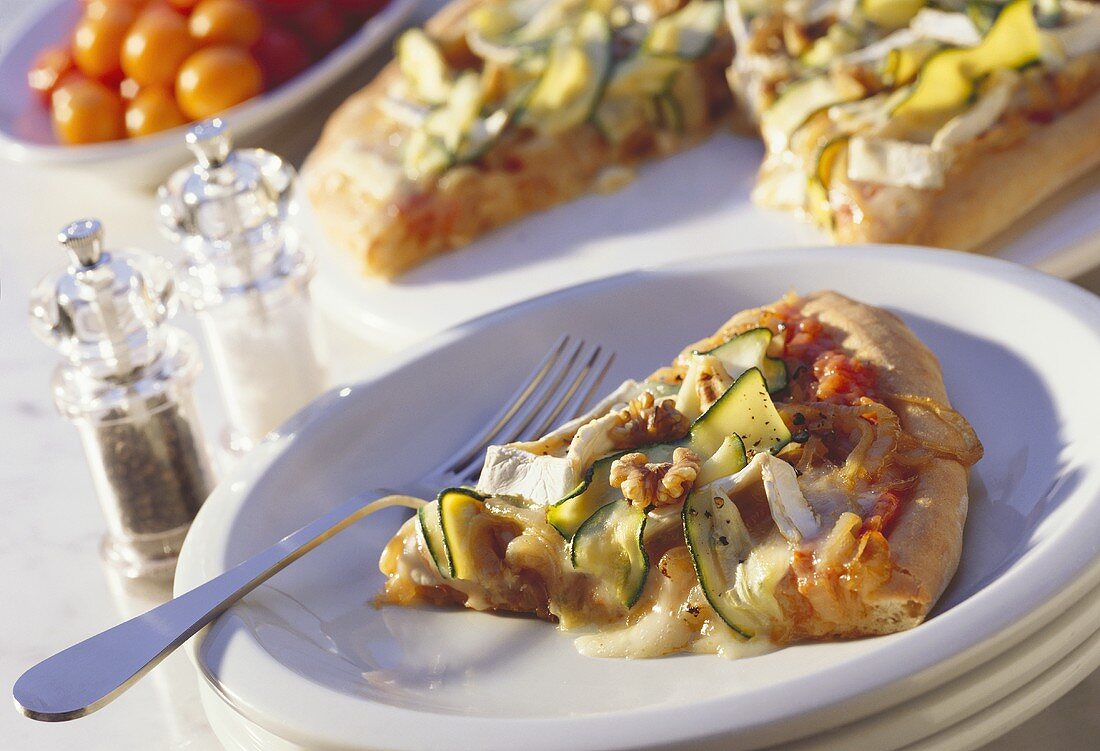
[
  {"x1": 29, "y1": 219, "x2": 216, "y2": 580},
  {"x1": 158, "y1": 118, "x2": 328, "y2": 454}
]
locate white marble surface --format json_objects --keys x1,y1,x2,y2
[{"x1": 1, "y1": 0, "x2": 1099, "y2": 748}]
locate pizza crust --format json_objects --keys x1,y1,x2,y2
[
  {"x1": 303, "y1": 0, "x2": 733, "y2": 278},
  {"x1": 693, "y1": 291, "x2": 976, "y2": 637},
  {"x1": 833, "y1": 89, "x2": 1100, "y2": 251}
]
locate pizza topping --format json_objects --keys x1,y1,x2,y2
[
  {"x1": 610, "y1": 446, "x2": 702, "y2": 507},
  {"x1": 383, "y1": 0, "x2": 732, "y2": 183},
  {"x1": 747, "y1": 0, "x2": 1100, "y2": 228},
  {"x1": 1046, "y1": 3, "x2": 1100, "y2": 58},
  {"x1": 609, "y1": 390, "x2": 691, "y2": 449},
  {"x1": 846, "y1": 135, "x2": 945, "y2": 188},
  {"x1": 907, "y1": 8, "x2": 982, "y2": 48}
]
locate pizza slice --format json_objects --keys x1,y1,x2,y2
[
  {"x1": 377, "y1": 291, "x2": 983, "y2": 657},
  {"x1": 303, "y1": 0, "x2": 734, "y2": 278},
  {"x1": 732, "y1": 0, "x2": 1100, "y2": 250}
]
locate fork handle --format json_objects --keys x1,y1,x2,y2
[{"x1": 13, "y1": 490, "x2": 409, "y2": 722}]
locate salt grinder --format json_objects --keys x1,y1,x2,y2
[
  {"x1": 158, "y1": 119, "x2": 328, "y2": 453},
  {"x1": 29, "y1": 219, "x2": 216, "y2": 579}
]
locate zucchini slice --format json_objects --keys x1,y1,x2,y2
[
  {"x1": 762, "y1": 75, "x2": 862, "y2": 149},
  {"x1": 397, "y1": 30, "x2": 452, "y2": 105},
  {"x1": 548, "y1": 368, "x2": 789, "y2": 537},
  {"x1": 691, "y1": 367, "x2": 792, "y2": 458},
  {"x1": 570, "y1": 498, "x2": 649, "y2": 608},
  {"x1": 883, "y1": 39, "x2": 940, "y2": 86},
  {"x1": 604, "y1": 54, "x2": 683, "y2": 99},
  {"x1": 806, "y1": 136, "x2": 848, "y2": 229},
  {"x1": 696, "y1": 435, "x2": 748, "y2": 486},
  {"x1": 683, "y1": 486, "x2": 756, "y2": 638},
  {"x1": 699, "y1": 328, "x2": 788, "y2": 393},
  {"x1": 437, "y1": 487, "x2": 487, "y2": 580},
  {"x1": 424, "y1": 72, "x2": 484, "y2": 153},
  {"x1": 521, "y1": 11, "x2": 612, "y2": 135},
  {"x1": 893, "y1": 0, "x2": 1040, "y2": 126},
  {"x1": 416, "y1": 500, "x2": 450, "y2": 577},
  {"x1": 646, "y1": 0, "x2": 724, "y2": 60}
]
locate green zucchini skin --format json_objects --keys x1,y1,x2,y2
[
  {"x1": 682, "y1": 485, "x2": 755, "y2": 639},
  {"x1": 570, "y1": 498, "x2": 650, "y2": 608},
  {"x1": 428, "y1": 487, "x2": 487, "y2": 580},
  {"x1": 417, "y1": 501, "x2": 450, "y2": 577},
  {"x1": 699, "y1": 327, "x2": 789, "y2": 393}
]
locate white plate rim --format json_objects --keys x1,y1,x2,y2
[
  {"x1": 0, "y1": 0, "x2": 421, "y2": 165},
  {"x1": 177, "y1": 244, "x2": 1100, "y2": 751}
]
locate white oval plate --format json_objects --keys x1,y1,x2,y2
[
  {"x1": 0, "y1": 0, "x2": 420, "y2": 185},
  {"x1": 194, "y1": 582, "x2": 1100, "y2": 751},
  {"x1": 176, "y1": 246, "x2": 1100, "y2": 751},
  {"x1": 299, "y1": 135, "x2": 1100, "y2": 351}
]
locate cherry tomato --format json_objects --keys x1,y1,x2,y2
[
  {"x1": 189, "y1": 0, "x2": 263, "y2": 47},
  {"x1": 71, "y1": 3, "x2": 135, "y2": 80},
  {"x1": 121, "y1": 5, "x2": 196, "y2": 86},
  {"x1": 251, "y1": 25, "x2": 310, "y2": 87},
  {"x1": 51, "y1": 77, "x2": 125, "y2": 144},
  {"x1": 125, "y1": 85, "x2": 187, "y2": 136},
  {"x1": 175, "y1": 45, "x2": 263, "y2": 119},
  {"x1": 294, "y1": 1, "x2": 346, "y2": 54},
  {"x1": 28, "y1": 45, "x2": 76, "y2": 104},
  {"x1": 165, "y1": 0, "x2": 202, "y2": 9},
  {"x1": 83, "y1": 0, "x2": 147, "y2": 18},
  {"x1": 119, "y1": 76, "x2": 141, "y2": 100}
]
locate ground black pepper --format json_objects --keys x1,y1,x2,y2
[{"x1": 91, "y1": 393, "x2": 213, "y2": 537}]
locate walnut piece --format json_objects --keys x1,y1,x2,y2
[
  {"x1": 694, "y1": 355, "x2": 734, "y2": 414},
  {"x1": 608, "y1": 391, "x2": 689, "y2": 450},
  {"x1": 610, "y1": 447, "x2": 701, "y2": 508}
]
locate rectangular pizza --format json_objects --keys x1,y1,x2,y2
[{"x1": 305, "y1": 0, "x2": 1100, "y2": 276}]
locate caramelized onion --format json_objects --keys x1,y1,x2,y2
[{"x1": 887, "y1": 393, "x2": 984, "y2": 467}]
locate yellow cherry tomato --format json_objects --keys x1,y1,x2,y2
[
  {"x1": 51, "y1": 77, "x2": 125, "y2": 144},
  {"x1": 125, "y1": 85, "x2": 187, "y2": 137},
  {"x1": 121, "y1": 5, "x2": 196, "y2": 86},
  {"x1": 189, "y1": 0, "x2": 263, "y2": 47},
  {"x1": 175, "y1": 45, "x2": 263, "y2": 119},
  {"x1": 71, "y1": 3, "x2": 135, "y2": 80}
]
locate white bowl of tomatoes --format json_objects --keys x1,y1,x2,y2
[{"x1": 0, "y1": 0, "x2": 421, "y2": 185}]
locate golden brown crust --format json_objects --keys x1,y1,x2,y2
[{"x1": 832, "y1": 89, "x2": 1100, "y2": 251}]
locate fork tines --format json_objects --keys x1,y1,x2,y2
[{"x1": 446, "y1": 336, "x2": 615, "y2": 483}]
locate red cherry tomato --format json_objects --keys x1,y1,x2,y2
[
  {"x1": 251, "y1": 25, "x2": 310, "y2": 87},
  {"x1": 28, "y1": 46, "x2": 76, "y2": 104},
  {"x1": 294, "y1": 1, "x2": 346, "y2": 55},
  {"x1": 51, "y1": 76, "x2": 126, "y2": 144},
  {"x1": 121, "y1": 5, "x2": 196, "y2": 87},
  {"x1": 71, "y1": 3, "x2": 135, "y2": 80},
  {"x1": 125, "y1": 85, "x2": 187, "y2": 137},
  {"x1": 189, "y1": 0, "x2": 264, "y2": 47},
  {"x1": 175, "y1": 45, "x2": 263, "y2": 119}
]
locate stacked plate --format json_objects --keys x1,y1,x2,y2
[{"x1": 176, "y1": 246, "x2": 1100, "y2": 750}]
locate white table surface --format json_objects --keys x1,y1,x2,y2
[{"x1": 1, "y1": 1, "x2": 1099, "y2": 748}]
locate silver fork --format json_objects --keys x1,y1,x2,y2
[{"x1": 14, "y1": 335, "x2": 615, "y2": 723}]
